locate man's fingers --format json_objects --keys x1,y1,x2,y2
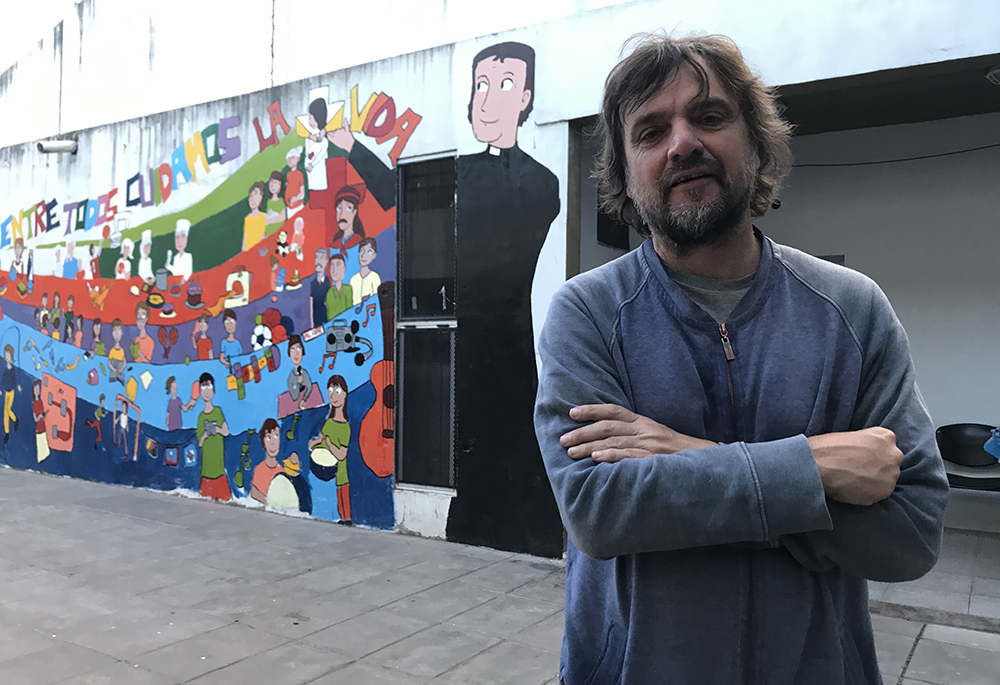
[
  {"x1": 561, "y1": 419, "x2": 634, "y2": 448},
  {"x1": 592, "y1": 448, "x2": 654, "y2": 463},
  {"x1": 566, "y1": 436, "x2": 612, "y2": 459},
  {"x1": 569, "y1": 403, "x2": 637, "y2": 423},
  {"x1": 566, "y1": 434, "x2": 647, "y2": 459}
]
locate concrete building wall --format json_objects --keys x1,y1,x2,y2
[
  {"x1": 3, "y1": 1, "x2": 998, "y2": 147},
  {"x1": 0, "y1": 0, "x2": 632, "y2": 148},
  {"x1": 758, "y1": 112, "x2": 1000, "y2": 428}
]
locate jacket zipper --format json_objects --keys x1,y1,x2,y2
[
  {"x1": 719, "y1": 323, "x2": 737, "y2": 440},
  {"x1": 720, "y1": 322, "x2": 753, "y2": 684}
]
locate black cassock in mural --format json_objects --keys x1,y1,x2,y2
[{"x1": 448, "y1": 41, "x2": 563, "y2": 557}]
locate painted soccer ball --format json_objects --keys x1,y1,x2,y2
[{"x1": 251, "y1": 324, "x2": 272, "y2": 351}]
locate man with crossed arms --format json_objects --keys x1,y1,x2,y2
[{"x1": 534, "y1": 34, "x2": 947, "y2": 684}]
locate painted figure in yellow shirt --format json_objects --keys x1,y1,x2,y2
[
  {"x1": 243, "y1": 181, "x2": 267, "y2": 252},
  {"x1": 349, "y1": 237, "x2": 381, "y2": 306}
]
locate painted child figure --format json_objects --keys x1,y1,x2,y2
[
  {"x1": 132, "y1": 302, "x2": 155, "y2": 363},
  {"x1": 64, "y1": 295, "x2": 75, "y2": 335},
  {"x1": 350, "y1": 237, "x2": 381, "y2": 306},
  {"x1": 195, "y1": 373, "x2": 231, "y2": 501},
  {"x1": 326, "y1": 253, "x2": 353, "y2": 319},
  {"x1": 2, "y1": 345, "x2": 21, "y2": 444},
  {"x1": 165, "y1": 376, "x2": 192, "y2": 432},
  {"x1": 243, "y1": 182, "x2": 267, "y2": 252},
  {"x1": 31, "y1": 380, "x2": 48, "y2": 462},
  {"x1": 307, "y1": 375, "x2": 351, "y2": 524},
  {"x1": 284, "y1": 147, "x2": 306, "y2": 218},
  {"x1": 115, "y1": 238, "x2": 134, "y2": 280},
  {"x1": 251, "y1": 418, "x2": 285, "y2": 506},
  {"x1": 90, "y1": 318, "x2": 105, "y2": 358},
  {"x1": 289, "y1": 216, "x2": 306, "y2": 260},
  {"x1": 193, "y1": 314, "x2": 213, "y2": 361},
  {"x1": 218, "y1": 309, "x2": 243, "y2": 373},
  {"x1": 85, "y1": 394, "x2": 106, "y2": 448},
  {"x1": 265, "y1": 171, "x2": 287, "y2": 226},
  {"x1": 108, "y1": 319, "x2": 127, "y2": 385}
]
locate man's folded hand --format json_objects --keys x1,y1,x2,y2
[{"x1": 560, "y1": 403, "x2": 716, "y2": 463}]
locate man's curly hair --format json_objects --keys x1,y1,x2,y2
[{"x1": 594, "y1": 34, "x2": 793, "y2": 238}]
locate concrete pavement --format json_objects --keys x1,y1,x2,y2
[{"x1": 0, "y1": 466, "x2": 998, "y2": 684}]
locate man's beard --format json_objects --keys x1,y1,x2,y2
[{"x1": 629, "y1": 152, "x2": 757, "y2": 252}]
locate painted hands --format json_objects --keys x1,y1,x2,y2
[
  {"x1": 327, "y1": 118, "x2": 355, "y2": 153},
  {"x1": 560, "y1": 404, "x2": 716, "y2": 463}
]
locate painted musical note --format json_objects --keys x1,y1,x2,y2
[
  {"x1": 285, "y1": 413, "x2": 301, "y2": 441},
  {"x1": 363, "y1": 303, "x2": 377, "y2": 327}
]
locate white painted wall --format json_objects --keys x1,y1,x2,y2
[
  {"x1": 758, "y1": 112, "x2": 1000, "y2": 428},
  {"x1": 395, "y1": 483, "x2": 456, "y2": 539},
  {"x1": 3, "y1": 1, "x2": 998, "y2": 148},
  {"x1": 0, "y1": 0, "x2": 632, "y2": 148}
]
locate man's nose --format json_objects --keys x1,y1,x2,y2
[{"x1": 666, "y1": 119, "x2": 704, "y2": 162}]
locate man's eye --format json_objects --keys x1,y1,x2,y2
[
  {"x1": 476, "y1": 81, "x2": 489, "y2": 92},
  {"x1": 701, "y1": 113, "x2": 725, "y2": 126},
  {"x1": 500, "y1": 78, "x2": 513, "y2": 91}
]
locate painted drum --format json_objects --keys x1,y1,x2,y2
[
  {"x1": 266, "y1": 474, "x2": 299, "y2": 512},
  {"x1": 309, "y1": 447, "x2": 338, "y2": 482}
]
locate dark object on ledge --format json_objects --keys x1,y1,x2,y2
[{"x1": 935, "y1": 423, "x2": 1000, "y2": 491}]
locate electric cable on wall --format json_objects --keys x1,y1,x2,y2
[{"x1": 793, "y1": 141, "x2": 1000, "y2": 168}]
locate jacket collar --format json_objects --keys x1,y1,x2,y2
[{"x1": 640, "y1": 226, "x2": 777, "y2": 329}]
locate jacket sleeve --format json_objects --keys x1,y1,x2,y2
[
  {"x1": 534, "y1": 281, "x2": 834, "y2": 560},
  {"x1": 779, "y1": 283, "x2": 948, "y2": 582}
]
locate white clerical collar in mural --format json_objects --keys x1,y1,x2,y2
[{"x1": 488, "y1": 145, "x2": 502, "y2": 156}]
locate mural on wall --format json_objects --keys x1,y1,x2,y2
[
  {"x1": 447, "y1": 41, "x2": 564, "y2": 555},
  {"x1": 0, "y1": 82, "x2": 420, "y2": 530}
]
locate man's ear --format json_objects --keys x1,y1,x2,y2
[{"x1": 520, "y1": 89, "x2": 532, "y2": 111}]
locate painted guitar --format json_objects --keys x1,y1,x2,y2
[{"x1": 359, "y1": 281, "x2": 394, "y2": 478}]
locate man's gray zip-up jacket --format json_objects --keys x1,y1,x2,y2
[{"x1": 534, "y1": 233, "x2": 948, "y2": 684}]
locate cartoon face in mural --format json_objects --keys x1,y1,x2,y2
[
  {"x1": 358, "y1": 239, "x2": 376, "y2": 268},
  {"x1": 248, "y1": 183, "x2": 264, "y2": 212},
  {"x1": 336, "y1": 197, "x2": 358, "y2": 236},
  {"x1": 468, "y1": 41, "x2": 535, "y2": 149},
  {"x1": 329, "y1": 254, "x2": 346, "y2": 285},
  {"x1": 328, "y1": 377, "x2": 346, "y2": 410},
  {"x1": 314, "y1": 249, "x2": 329, "y2": 278},
  {"x1": 288, "y1": 336, "x2": 303, "y2": 367},
  {"x1": 174, "y1": 223, "x2": 188, "y2": 254}
]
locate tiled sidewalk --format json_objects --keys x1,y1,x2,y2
[
  {"x1": 869, "y1": 528, "x2": 1000, "y2": 619},
  {"x1": 0, "y1": 468, "x2": 564, "y2": 684},
  {"x1": 873, "y1": 614, "x2": 1000, "y2": 685},
  {"x1": 0, "y1": 466, "x2": 999, "y2": 684}
]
